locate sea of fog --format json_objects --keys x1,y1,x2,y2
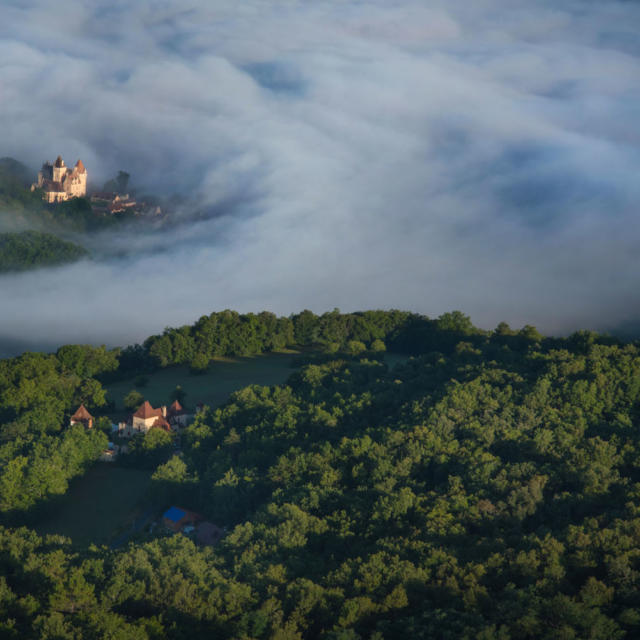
[{"x1": 1, "y1": 0, "x2": 639, "y2": 356}]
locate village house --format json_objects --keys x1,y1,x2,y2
[
  {"x1": 70, "y1": 404, "x2": 94, "y2": 429},
  {"x1": 32, "y1": 155, "x2": 87, "y2": 203},
  {"x1": 118, "y1": 399, "x2": 192, "y2": 438},
  {"x1": 166, "y1": 400, "x2": 190, "y2": 427},
  {"x1": 90, "y1": 191, "x2": 162, "y2": 217},
  {"x1": 132, "y1": 400, "x2": 171, "y2": 433},
  {"x1": 90, "y1": 191, "x2": 137, "y2": 214}
]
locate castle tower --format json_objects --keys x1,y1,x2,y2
[
  {"x1": 67, "y1": 159, "x2": 87, "y2": 197},
  {"x1": 52, "y1": 155, "x2": 66, "y2": 182},
  {"x1": 36, "y1": 161, "x2": 53, "y2": 187}
]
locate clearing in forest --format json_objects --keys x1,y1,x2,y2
[
  {"x1": 34, "y1": 353, "x2": 302, "y2": 545},
  {"x1": 34, "y1": 465, "x2": 153, "y2": 546},
  {"x1": 105, "y1": 352, "x2": 299, "y2": 416}
]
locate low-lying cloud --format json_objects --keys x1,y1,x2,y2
[{"x1": 1, "y1": 0, "x2": 639, "y2": 353}]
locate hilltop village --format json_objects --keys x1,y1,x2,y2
[{"x1": 31, "y1": 155, "x2": 161, "y2": 217}]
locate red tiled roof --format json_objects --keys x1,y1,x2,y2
[
  {"x1": 152, "y1": 416, "x2": 172, "y2": 431},
  {"x1": 133, "y1": 400, "x2": 162, "y2": 420},
  {"x1": 75, "y1": 159, "x2": 86, "y2": 173},
  {"x1": 167, "y1": 400, "x2": 185, "y2": 416},
  {"x1": 71, "y1": 404, "x2": 93, "y2": 420}
]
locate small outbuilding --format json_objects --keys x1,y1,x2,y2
[
  {"x1": 161, "y1": 506, "x2": 202, "y2": 533},
  {"x1": 70, "y1": 404, "x2": 94, "y2": 429},
  {"x1": 167, "y1": 400, "x2": 189, "y2": 427}
]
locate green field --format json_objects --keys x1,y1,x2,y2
[
  {"x1": 105, "y1": 352, "x2": 300, "y2": 418},
  {"x1": 34, "y1": 465, "x2": 153, "y2": 546}
]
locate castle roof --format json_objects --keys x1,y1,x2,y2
[
  {"x1": 133, "y1": 400, "x2": 163, "y2": 420},
  {"x1": 54, "y1": 155, "x2": 64, "y2": 168},
  {"x1": 75, "y1": 159, "x2": 86, "y2": 173},
  {"x1": 71, "y1": 404, "x2": 93, "y2": 421}
]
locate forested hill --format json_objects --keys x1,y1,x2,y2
[
  {"x1": 1, "y1": 311, "x2": 640, "y2": 638},
  {"x1": 0, "y1": 157, "x2": 32, "y2": 187},
  {"x1": 125, "y1": 308, "x2": 544, "y2": 373},
  {"x1": 0, "y1": 157, "x2": 45, "y2": 216},
  {"x1": 0, "y1": 230, "x2": 88, "y2": 272}
]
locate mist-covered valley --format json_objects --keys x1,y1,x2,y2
[
  {"x1": 4, "y1": 4, "x2": 640, "y2": 638},
  {"x1": 1, "y1": 0, "x2": 639, "y2": 355}
]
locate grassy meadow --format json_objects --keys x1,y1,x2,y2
[
  {"x1": 34, "y1": 465, "x2": 153, "y2": 546},
  {"x1": 105, "y1": 352, "x2": 300, "y2": 418}
]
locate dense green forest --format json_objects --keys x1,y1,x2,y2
[
  {"x1": 1, "y1": 310, "x2": 640, "y2": 638},
  {"x1": 0, "y1": 231, "x2": 88, "y2": 272},
  {"x1": 129, "y1": 308, "x2": 485, "y2": 373},
  {"x1": 0, "y1": 345, "x2": 118, "y2": 518}
]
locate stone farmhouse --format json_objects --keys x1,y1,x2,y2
[
  {"x1": 32, "y1": 155, "x2": 87, "y2": 203},
  {"x1": 118, "y1": 400, "x2": 190, "y2": 438}
]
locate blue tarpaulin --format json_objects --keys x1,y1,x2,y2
[{"x1": 163, "y1": 506, "x2": 186, "y2": 522}]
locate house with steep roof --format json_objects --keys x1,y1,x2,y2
[
  {"x1": 166, "y1": 400, "x2": 189, "y2": 427},
  {"x1": 118, "y1": 399, "x2": 194, "y2": 438},
  {"x1": 132, "y1": 400, "x2": 167, "y2": 432},
  {"x1": 32, "y1": 155, "x2": 87, "y2": 203},
  {"x1": 70, "y1": 404, "x2": 94, "y2": 429}
]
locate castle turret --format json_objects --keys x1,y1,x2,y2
[{"x1": 52, "y1": 155, "x2": 66, "y2": 182}]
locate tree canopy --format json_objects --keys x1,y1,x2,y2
[
  {"x1": 1, "y1": 309, "x2": 639, "y2": 638},
  {"x1": 0, "y1": 231, "x2": 88, "y2": 272}
]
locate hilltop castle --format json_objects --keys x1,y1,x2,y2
[{"x1": 32, "y1": 155, "x2": 87, "y2": 203}]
